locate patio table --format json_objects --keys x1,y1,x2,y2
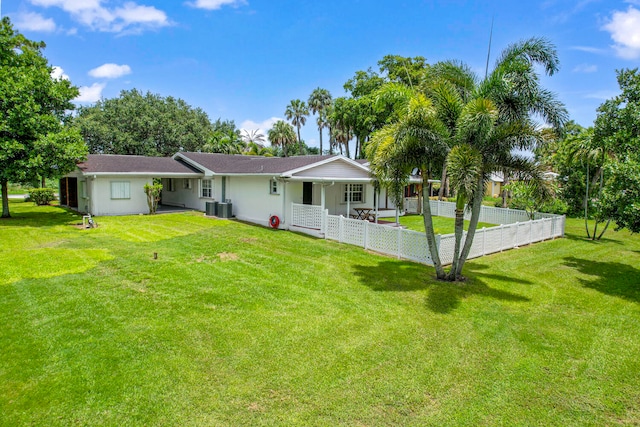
[{"x1": 354, "y1": 208, "x2": 375, "y2": 221}]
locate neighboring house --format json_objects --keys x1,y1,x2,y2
[
  {"x1": 486, "y1": 172, "x2": 504, "y2": 197},
  {"x1": 61, "y1": 153, "x2": 398, "y2": 229}
]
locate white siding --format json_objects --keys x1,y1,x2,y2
[
  {"x1": 224, "y1": 176, "x2": 288, "y2": 228},
  {"x1": 90, "y1": 176, "x2": 152, "y2": 216},
  {"x1": 292, "y1": 160, "x2": 369, "y2": 179}
]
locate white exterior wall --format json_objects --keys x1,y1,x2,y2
[
  {"x1": 161, "y1": 178, "x2": 203, "y2": 210},
  {"x1": 223, "y1": 176, "x2": 288, "y2": 228},
  {"x1": 90, "y1": 176, "x2": 153, "y2": 216},
  {"x1": 376, "y1": 187, "x2": 400, "y2": 210}
]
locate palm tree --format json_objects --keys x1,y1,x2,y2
[
  {"x1": 284, "y1": 99, "x2": 309, "y2": 144},
  {"x1": 308, "y1": 88, "x2": 332, "y2": 154},
  {"x1": 565, "y1": 127, "x2": 612, "y2": 240},
  {"x1": 241, "y1": 129, "x2": 266, "y2": 145},
  {"x1": 367, "y1": 88, "x2": 451, "y2": 278},
  {"x1": 202, "y1": 128, "x2": 244, "y2": 154},
  {"x1": 327, "y1": 97, "x2": 355, "y2": 157},
  {"x1": 368, "y1": 38, "x2": 567, "y2": 281},
  {"x1": 445, "y1": 37, "x2": 568, "y2": 279},
  {"x1": 267, "y1": 120, "x2": 296, "y2": 157}
]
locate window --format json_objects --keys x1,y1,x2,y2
[
  {"x1": 201, "y1": 179, "x2": 212, "y2": 198},
  {"x1": 183, "y1": 179, "x2": 192, "y2": 190},
  {"x1": 270, "y1": 179, "x2": 279, "y2": 195},
  {"x1": 111, "y1": 181, "x2": 130, "y2": 199},
  {"x1": 344, "y1": 184, "x2": 364, "y2": 203},
  {"x1": 166, "y1": 178, "x2": 176, "y2": 192},
  {"x1": 80, "y1": 181, "x2": 87, "y2": 198}
]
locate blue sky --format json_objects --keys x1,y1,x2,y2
[{"x1": 5, "y1": 0, "x2": 640, "y2": 150}]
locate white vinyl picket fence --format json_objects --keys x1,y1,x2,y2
[{"x1": 290, "y1": 201, "x2": 565, "y2": 266}]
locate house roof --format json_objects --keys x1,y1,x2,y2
[
  {"x1": 78, "y1": 154, "x2": 202, "y2": 175},
  {"x1": 175, "y1": 152, "x2": 343, "y2": 175}
]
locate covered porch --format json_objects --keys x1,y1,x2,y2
[{"x1": 287, "y1": 178, "x2": 399, "y2": 222}]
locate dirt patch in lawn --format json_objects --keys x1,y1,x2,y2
[{"x1": 218, "y1": 252, "x2": 239, "y2": 261}]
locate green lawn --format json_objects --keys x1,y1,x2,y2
[
  {"x1": 1, "y1": 201, "x2": 639, "y2": 426},
  {"x1": 379, "y1": 214, "x2": 495, "y2": 234}
]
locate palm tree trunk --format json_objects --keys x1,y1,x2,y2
[
  {"x1": 454, "y1": 174, "x2": 485, "y2": 279},
  {"x1": 438, "y1": 160, "x2": 447, "y2": 201},
  {"x1": 1, "y1": 179, "x2": 10, "y2": 218},
  {"x1": 584, "y1": 162, "x2": 590, "y2": 238},
  {"x1": 501, "y1": 169, "x2": 510, "y2": 207},
  {"x1": 597, "y1": 220, "x2": 611, "y2": 240},
  {"x1": 448, "y1": 195, "x2": 466, "y2": 281},
  {"x1": 354, "y1": 136, "x2": 360, "y2": 159},
  {"x1": 421, "y1": 173, "x2": 446, "y2": 279},
  {"x1": 318, "y1": 126, "x2": 323, "y2": 155},
  {"x1": 593, "y1": 165, "x2": 605, "y2": 240}
]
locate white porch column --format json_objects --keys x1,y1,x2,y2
[
  {"x1": 321, "y1": 184, "x2": 326, "y2": 211},
  {"x1": 346, "y1": 184, "x2": 350, "y2": 218},
  {"x1": 375, "y1": 186, "x2": 379, "y2": 223}
]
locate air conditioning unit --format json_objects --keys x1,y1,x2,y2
[
  {"x1": 217, "y1": 202, "x2": 232, "y2": 218},
  {"x1": 205, "y1": 201, "x2": 218, "y2": 216}
]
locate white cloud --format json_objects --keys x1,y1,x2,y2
[
  {"x1": 240, "y1": 117, "x2": 280, "y2": 137},
  {"x1": 75, "y1": 83, "x2": 106, "y2": 103},
  {"x1": 570, "y1": 45, "x2": 607, "y2": 54},
  {"x1": 584, "y1": 90, "x2": 618, "y2": 100},
  {"x1": 115, "y1": 3, "x2": 168, "y2": 26},
  {"x1": 89, "y1": 63, "x2": 132, "y2": 79},
  {"x1": 572, "y1": 64, "x2": 598, "y2": 73},
  {"x1": 13, "y1": 12, "x2": 56, "y2": 32},
  {"x1": 603, "y1": 6, "x2": 640, "y2": 59},
  {"x1": 51, "y1": 66, "x2": 70, "y2": 80},
  {"x1": 28, "y1": 0, "x2": 170, "y2": 33},
  {"x1": 188, "y1": 0, "x2": 247, "y2": 10}
]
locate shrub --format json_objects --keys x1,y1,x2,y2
[
  {"x1": 540, "y1": 198, "x2": 569, "y2": 215},
  {"x1": 28, "y1": 188, "x2": 56, "y2": 206},
  {"x1": 144, "y1": 183, "x2": 163, "y2": 214}
]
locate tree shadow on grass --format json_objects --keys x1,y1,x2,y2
[
  {"x1": 563, "y1": 232, "x2": 624, "y2": 245},
  {"x1": 351, "y1": 260, "x2": 530, "y2": 314},
  {"x1": 563, "y1": 256, "x2": 640, "y2": 303},
  {"x1": 0, "y1": 204, "x2": 81, "y2": 227}
]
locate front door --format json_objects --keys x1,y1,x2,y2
[{"x1": 303, "y1": 182, "x2": 312, "y2": 205}]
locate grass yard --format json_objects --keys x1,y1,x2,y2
[
  {"x1": 1, "y1": 201, "x2": 639, "y2": 426},
  {"x1": 379, "y1": 213, "x2": 495, "y2": 234}
]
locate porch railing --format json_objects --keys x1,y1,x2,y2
[{"x1": 290, "y1": 203, "x2": 324, "y2": 230}]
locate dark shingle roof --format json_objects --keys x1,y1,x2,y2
[
  {"x1": 78, "y1": 154, "x2": 201, "y2": 174},
  {"x1": 177, "y1": 152, "x2": 339, "y2": 174}
]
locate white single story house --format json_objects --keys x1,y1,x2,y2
[{"x1": 61, "y1": 153, "x2": 400, "y2": 229}]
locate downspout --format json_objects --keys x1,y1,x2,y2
[{"x1": 281, "y1": 177, "x2": 288, "y2": 227}]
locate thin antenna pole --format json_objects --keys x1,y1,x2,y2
[
  {"x1": 485, "y1": 16, "x2": 494, "y2": 79},
  {"x1": 403, "y1": 63, "x2": 414, "y2": 89}
]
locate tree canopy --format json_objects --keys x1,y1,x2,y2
[
  {"x1": 591, "y1": 68, "x2": 640, "y2": 234},
  {"x1": 75, "y1": 89, "x2": 213, "y2": 157},
  {"x1": 0, "y1": 17, "x2": 86, "y2": 218}
]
